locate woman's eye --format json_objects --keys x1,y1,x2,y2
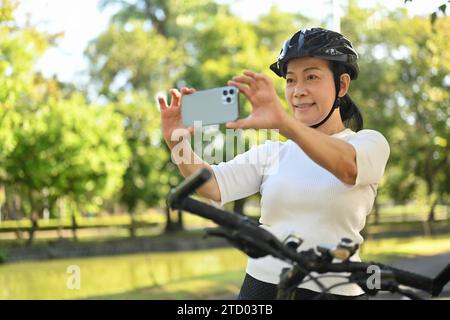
[
  {"x1": 306, "y1": 74, "x2": 319, "y2": 80},
  {"x1": 286, "y1": 78, "x2": 294, "y2": 84}
]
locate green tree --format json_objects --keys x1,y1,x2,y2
[
  {"x1": 0, "y1": 0, "x2": 51, "y2": 224},
  {"x1": 85, "y1": 22, "x2": 186, "y2": 97},
  {"x1": 87, "y1": 0, "x2": 224, "y2": 231},
  {"x1": 389, "y1": 17, "x2": 449, "y2": 221},
  {"x1": 342, "y1": 2, "x2": 449, "y2": 221},
  {"x1": 0, "y1": 1, "x2": 131, "y2": 243},
  {"x1": 98, "y1": 0, "x2": 221, "y2": 38},
  {"x1": 111, "y1": 91, "x2": 182, "y2": 235},
  {"x1": 3, "y1": 93, "x2": 130, "y2": 242}
]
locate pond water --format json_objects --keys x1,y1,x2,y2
[{"x1": 0, "y1": 248, "x2": 247, "y2": 299}]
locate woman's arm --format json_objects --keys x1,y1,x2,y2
[
  {"x1": 227, "y1": 71, "x2": 357, "y2": 185},
  {"x1": 159, "y1": 88, "x2": 222, "y2": 201},
  {"x1": 281, "y1": 117, "x2": 357, "y2": 185}
]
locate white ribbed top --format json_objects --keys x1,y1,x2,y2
[{"x1": 211, "y1": 128, "x2": 390, "y2": 296}]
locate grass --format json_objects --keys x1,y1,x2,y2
[
  {"x1": 88, "y1": 270, "x2": 245, "y2": 300},
  {"x1": 0, "y1": 209, "x2": 217, "y2": 230},
  {"x1": 2, "y1": 204, "x2": 447, "y2": 231},
  {"x1": 376, "y1": 204, "x2": 449, "y2": 219},
  {"x1": 360, "y1": 233, "x2": 450, "y2": 261},
  {"x1": 365, "y1": 219, "x2": 450, "y2": 236}
]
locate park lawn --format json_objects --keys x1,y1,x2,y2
[
  {"x1": 88, "y1": 270, "x2": 245, "y2": 300},
  {"x1": 360, "y1": 233, "x2": 450, "y2": 261}
]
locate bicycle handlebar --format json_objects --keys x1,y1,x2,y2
[
  {"x1": 168, "y1": 168, "x2": 212, "y2": 207},
  {"x1": 167, "y1": 168, "x2": 449, "y2": 298}
]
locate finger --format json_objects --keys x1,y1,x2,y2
[
  {"x1": 170, "y1": 89, "x2": 181, "y2": 107},
  {"x1": 245, "y1": 70, "x2": 271, "y2": 86},
  {"x1": 254, "y1": 73, "x2": 272, "y2": 86},
  {"x1": 225, "y1": 117, "x2": 253, "y2": 129},
  {"x1": 158, "y1": 96, "x2": 169, "y2": 110},
  {"x1": 180, "y1": 87, "x2": 196, "y2": 95},
  {"x1": 187, "y1": 127, "x2": 195, "y2": 135},
  {"x1": 243, "y1": 70, "x2": 257, "y2": 78},
  {"x1": 228, "y1": 80, "x2": 251, "y2": 97},
  {"x1": 232, "y1": 75, "x2": 257, "y2": 88}
]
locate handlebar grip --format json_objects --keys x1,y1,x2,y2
[
  {"x1": 328, "y1": 262, "x2": 435, "y2": 295},
  {"x1": 383, "y1": 265, "x2": 434, "y2": 294},
  {"x1": 168, "y1": 168, "x2": 212, "y2": 207},
  {"x1": 432, "y1": 262, "x2": 450, "y2": 296}
]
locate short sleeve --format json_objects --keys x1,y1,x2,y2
[
  {"x1": 346, "y1": 129, "x2": 390, "y2": 186},
  {"x1": 210, "y1": 141, "x2": 279, "y2": 207}
]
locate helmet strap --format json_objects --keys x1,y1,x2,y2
[
  {"x1": 309, "y1": 66, "x2": 342, "y2": 129},
  {"x1": 309, "y1": 99, "x2": 340, "y2": 129}
]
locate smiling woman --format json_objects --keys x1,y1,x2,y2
[
  {"x1": 159, "y1": 27, "x2": 390, "y2": 300},
  {"x1": 284, "y1": 58, "x2": 349, "y2": 131}
]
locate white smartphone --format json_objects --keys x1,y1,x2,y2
[{"x1": 181, "y1": 86, "x2": 240, "y2": 127}]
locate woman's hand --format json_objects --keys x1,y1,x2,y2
[
  {"x1": 227, "y1": 70, "x2": 288, "y2": 130},
  {"x1": 159, "y1": 87, "x2": 196, "y2": 150}
]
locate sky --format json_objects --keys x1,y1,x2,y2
[{"x1": 15, "y1": 0, "x2": 445, "y2": 84}]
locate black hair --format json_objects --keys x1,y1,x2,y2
[{"x1": 329, "y1": 61, "x2": 363, "y2": 132}]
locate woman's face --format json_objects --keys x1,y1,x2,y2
[{"x1": 284, "y1": 57, "x2": 338, "y2": 126}]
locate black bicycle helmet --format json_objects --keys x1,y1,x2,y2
[{"x1": 270, "y1": 27, "x2": 359, "y2": 80}]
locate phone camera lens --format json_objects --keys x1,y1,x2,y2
[
  {"x1": 229, "y1": 89, "x2": 234, "y2": 95},
  {"x1": 226, "y1": 97, "x2": 232, "y2": 103},
  {"x1": 223, "y1": 90, "x2": 228, "y2": 96}
]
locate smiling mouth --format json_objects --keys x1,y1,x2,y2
[{"x1": 294, "y1": 103, "x2": 316, "y2": 110}]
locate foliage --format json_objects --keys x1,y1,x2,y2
[{"x1": 0, "y1": 0, "x2": 448, "y2": 223}]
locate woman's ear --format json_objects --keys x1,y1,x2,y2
[{"x1": 338, "y1": 73, "x2": 351, "y2": 97}]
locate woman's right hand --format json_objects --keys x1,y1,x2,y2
[{"x1": 158, "y1": 87, "x2": 196, "y2": 150}]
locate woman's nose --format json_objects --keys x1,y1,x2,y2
[{"x1": 294, "y1": 86, "x2": 307, "y2": 97}]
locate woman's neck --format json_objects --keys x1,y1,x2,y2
[{"x1": 315, "y1": 109, "x2": 346, "y2": 135}]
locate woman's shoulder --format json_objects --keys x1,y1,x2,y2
[
  {"x1": 344, "y1": 129, "x2": 390, "y2": 157},
  {"x1": 354, "y1": 129, "x2": 389, "y2": 144},
  {"x1": 343, "y1": 128, "x2": 389, "y2": 144}
]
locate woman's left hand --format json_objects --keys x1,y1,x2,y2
[{"x1": 227, "y1": 70, "x2": 288, "y2": 129}]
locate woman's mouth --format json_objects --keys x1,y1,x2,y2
[{"x1": 294, "y1": 103, "x2": 315, "y2": 111}]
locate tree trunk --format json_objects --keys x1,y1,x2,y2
[
  {"x1": 71, "y1": 212, "x2": 78, "y2": 241},
  {"x1": 4, "y1": 187, "x2": 23, "y2": 239},
  {"x1": 57, "y1": 198, "x2": 64, "y2": 239},
  {"x1": 423, "y1": 196, "x2": 438, "y2": 236},
  {"x1": 26, "y1": 212, "x2": 39, "y2": 246},
  {"x1": 129, "y1": 211, "x2": 137, "y2": 238},
  {"x1": 427, "y1": 197, "x2": 438, "y2": 222}
]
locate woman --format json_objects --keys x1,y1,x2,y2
[{"x1": 159, "y1": 27, "x2": 390, "y2": 299}]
